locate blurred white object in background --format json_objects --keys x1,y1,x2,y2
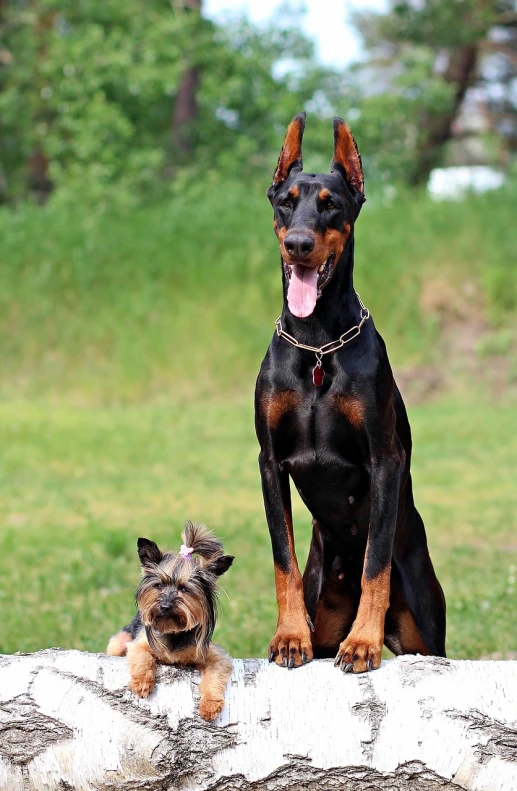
[{"x1": 428, "y1": 166, "x2": 506, "y2": 201}]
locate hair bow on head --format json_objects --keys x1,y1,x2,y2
[{"x1": 179, "y1": 544, "x2": 194, "y2": 560}]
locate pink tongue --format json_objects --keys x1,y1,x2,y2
[{"x1": 287, "y1": 265, "x2": 319, "y2": 318}]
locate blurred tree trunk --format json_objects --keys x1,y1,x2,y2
[
  {"x1": 410, "y1": 44, "x2": 479, "y2": 185},
  {"x1": 172, "y1": 0, "x2": 202, "y2": 157},
  {"x1": 0, "y1": 0, "x2": 8, "y2": 201},
  {"x1": 28, "y1": 6, "x2": 55, "y2": 203}
]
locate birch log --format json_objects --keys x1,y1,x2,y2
[{"x1": 1, "y1": 650, "x2": 516, "y2": 791}]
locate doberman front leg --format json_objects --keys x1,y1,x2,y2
[
  {"x1": 259, "y1": 453, "x2": 313, "y2": 668},
  {"x1": 335, "y1": 446, "x2": 403, "y2": 673}
]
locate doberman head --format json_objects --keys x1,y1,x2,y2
[{"x1": 267, "y1": 112, "x2": 366, "y2": 319}]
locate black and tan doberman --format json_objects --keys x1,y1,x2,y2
[{"x1": 255, "y1": 113, "x2": 446, "y2": 672}]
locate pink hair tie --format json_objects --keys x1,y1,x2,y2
[{"x1": 179, "y1": 544, "x2": 194, "y2": 560}]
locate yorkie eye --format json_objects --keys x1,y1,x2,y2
[
  {"x1": 154, "y1": 582, "x2": 163, "y2": 590},
  {"x1": 178, "y1": 584, "x2": 187, "y2": 593}
]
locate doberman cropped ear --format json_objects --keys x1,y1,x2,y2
[
  {"x1": 331, "y1": 118, "x2": 365, "y2": 200},
  {"x1": 137, "y1": 537, "x2": 162, "y2": 567},
  {"x1": 269, "y1": 112, "x2": 306, "y2": 196}
]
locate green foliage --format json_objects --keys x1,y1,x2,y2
[
  {"x1": 0, "y1": 179, "x2": 516, "y2": 403},
  {"x1": 0, "y1": 1, "x2": 339, "y2": 204},
  {"x1": 348, "y1": 0, "x2": 506, "y2": 182},
  {"x1": 365, "y1": 0, "x2": 496, "y2": 48},
  {"x1": 1, "y1": 1, "x2": 189, "y2": 202},
  {"x1": 348, "y1": 48, "x2": 455, "y2": 182}
]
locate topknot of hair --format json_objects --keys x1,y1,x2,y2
[{"x1": 182, "y1": 520, "x2": 224, "y2": 561}]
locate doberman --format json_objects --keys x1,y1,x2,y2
[{"x1": 255, "y1": 113, "x2": 446, "y2": 672}]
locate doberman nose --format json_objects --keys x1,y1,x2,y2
[{"x1": 284, "y1": 232, "x2": 315, "y2": 259}]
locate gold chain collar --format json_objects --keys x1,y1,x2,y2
[{"x1": 274, "y1": 292, "x2": 370, "y2": 386}]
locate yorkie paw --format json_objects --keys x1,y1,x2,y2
[
  {"x1": 269, "y1": 624, "x2": 313, "y2": 669},
  {"x1": 129, "y1": 673, "x2": 156, "y2": 698},
  {"x1": 199, "y1": 696, "x2": 224, "y2": 721}
]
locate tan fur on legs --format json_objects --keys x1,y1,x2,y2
[
  {"x1": 312, "y1": 572, "x2": 355, "y2": 656},
  {"x1": 198, "y1": 644, "x2": 233, "y2": 722},
  {"x1": 106, "y1": 631, "x2": 133, "y2": 656},
  {"x1": 336, "y1": 566, "x2": 391, "y2": 673},
  {"x1": 127, "y1": 632, "x2": 157, "y2": 698}
]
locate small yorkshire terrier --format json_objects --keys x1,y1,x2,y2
[{"x1": 107, "y1": 522, "x2": 234, "y2": 721}]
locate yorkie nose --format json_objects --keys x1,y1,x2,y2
[{"x1": 159, "y1": 596, "x2": 178, "y2": 615}]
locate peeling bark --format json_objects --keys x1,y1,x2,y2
[{"x1": 0, "y1": 651, "x2": 516, "y2": 790}]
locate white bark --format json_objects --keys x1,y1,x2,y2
[{"x1": 0, "y1": 651, "x2": 516, "y2": 791}]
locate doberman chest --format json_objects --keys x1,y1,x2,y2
[{"x1": 268, "y1": 389, "x2": 370, "y2": 521}]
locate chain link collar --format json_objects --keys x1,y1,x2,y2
[{"x1": 274, "y1": 292, "x2": 370, "y2": 386}]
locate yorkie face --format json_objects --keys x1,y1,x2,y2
[{"x1": 135, "y1": 528, "x2": 233, "y2": 647}]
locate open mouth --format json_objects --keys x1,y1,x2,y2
[
  {"x1": 282, "y1": 254, "x2": 335, "y2": 318},
  {"x1": 283, "y1": 254, "x2": 335, "y2": 295}
]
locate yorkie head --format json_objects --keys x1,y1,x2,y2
[{"x1": 135, "y1": 521, "x2": 234, "y2": 650}]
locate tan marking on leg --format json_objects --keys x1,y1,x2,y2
[
  {"x1": 334, "y1": 394, "x2": 364, "y2": 429},
  {"x1": 127, "y1": 632, "x2": 157, "y2": 698},
  {"x1": 198, "y1": 644, "x2": 233, "y2": 721},
  {"x1": 313, "y1": 574, "x2": 355, "y2": 653},
  {"x1": 270, "y1": 506, "x2": 313, "y2": 667},
  {"x1": 391, "y1": 607, "x2": 429, "y2": 656},
  {"x1": 261, "y1": 390, "x2": 300, "y2": 430},
  {"x1": 337, "y1": 565, "x2": 391, "y2": 673},
  {"x1": 106, "y1": 631, "x2": 133, "y2": 656},
  {"x1": 272, "y1": 564, "x2": 313, "y2": 666}
]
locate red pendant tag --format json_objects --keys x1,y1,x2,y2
[{"x1": 313, "y1": 364, "x2": 324, "y2": 386}]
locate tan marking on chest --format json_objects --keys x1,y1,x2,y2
[
  {"x1": 262, "y1": 390, "x2": 301, "y2": 429},
  {"x1": 334, "y1": 394, "x2": 364, "y2": 429}
]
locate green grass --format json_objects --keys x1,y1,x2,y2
[
  {"x1": 0, "y1": 182, "x2": 516, "y2": 659},
  {"x1": 1, "y1": 180, "x2": 516, "y2": 403},
  {"x1": 1, "y1": 396, "x2": 516, "y2": 659}
]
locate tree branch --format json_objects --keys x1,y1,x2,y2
[{"x1": 0, "y1": 650, "x2": 516, "y2": 790}]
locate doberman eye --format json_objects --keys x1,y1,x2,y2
[
  {"x1": 326, "y1": 200, "x2": 336, "y2": 210},
  {"x1": 281, "y1": 199, "x2": 292, "y2": 209}
]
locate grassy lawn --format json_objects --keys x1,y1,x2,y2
[
  {"x1": 1, "y1": 394, "x2": 515, "y2": 660},
  {"x1": 1, "y1": 184, "x2": 516, "y2": 660}
]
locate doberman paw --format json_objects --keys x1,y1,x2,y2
[
  {"x1": 269, "y1": 625, "x2": 313, "y2": 668},
  {"x1": 334, "y1": 633, "x2": 382, "y2": 674}
]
